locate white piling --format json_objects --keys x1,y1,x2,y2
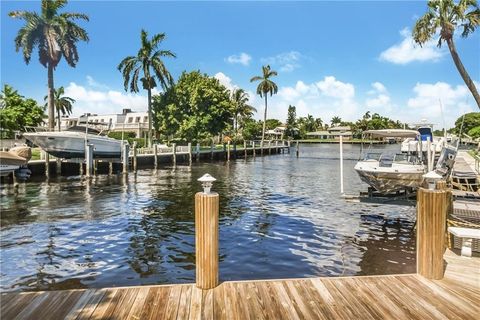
[
  {"x1": 196, "y1": 143, "x2": 200, "y2": 162},
  {"x1": 86, "y1": 144, "x2": 94, "y2": 177},
  {"x1": 172, "y1": 143, "x2": 177, "y2": 166},
  {"x1": 427, "y1": 137, "x2": 432, "y2": 172},
  {"x1": 154, "y1": 144, "x2": 158, "y2": 169},
  {"x1": 340, "y1": 135, "x2": 344, "y2": 194},
  {"x1": 188, "y1": 142, "x2": 192, "y2": 165},
  {"x1": 56, "y1": 158, "x2": 62, "y2": 175},
  {"x1": 122, "y1": 143, "x2": 130, "y2": 174}
]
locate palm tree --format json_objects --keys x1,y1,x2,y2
[
  {"x1": 44, "y1": 86, "x2": 75, "y2": 131},
  {"x1": 9, "y1": 0, "x2": 89, "y2": 130},
  {"x1": 413, "y1": 0, "x2": 480, "y2": 108},
  {"x1": 231, "y1": 89, "x2": 256, "y2": 137},
  {"x1": 250, "y1": 65, "x2": 278, "y2": 151},
  {"x1": 331, "y1": 116, "x2": 342, "y2": 127},
  {"x1": 118, "y1": 29, "x2": 176, "y2": 147}
]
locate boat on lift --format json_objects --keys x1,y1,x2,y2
[
  {"x1": 23, "y1": 125, "x2": 123, "y2": 159},
  {"x1": 354, "y1": 129, "x2": 426, "y2": 193},
  {"x1": 0, "y1": 146, "x2": 31, "y2": 178}
]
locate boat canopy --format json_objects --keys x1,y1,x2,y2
[{"x1": 363, "y1": 129, "x2": 419, "y2": 138}]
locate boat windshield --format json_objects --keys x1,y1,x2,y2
[{"x1": 363, "y1": 153, "x2": 382, "y2": 161}]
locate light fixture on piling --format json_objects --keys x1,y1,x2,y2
[
  {"x1": 423, "y1": 170, "x2": 443, "y2": 190},
  {"x1": 198, "y1": 173, "x2": 216, "y2": 194}
]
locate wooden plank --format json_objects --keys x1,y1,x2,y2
[
  {"x1": 1, "y1": 292, "x2": 40, "y2": 319},
  {"x1": 212, "y1": 282, "x2": 227, "y2": 320},
  {"x1": 87, "y1": 288, "x2": 120, "y2": 319},
  {"x1": 141, "y1": 287, "x2": 171, "y2": 320},
  {"x1": 64, "y1": 289, "x2": 97, "y2": 320},
  {"x1": 202, "y1": 287, "x2": 214, "y2": 320},
  {"x1": 176, "y1": 285, "x2": 192, "y2": 319},
  {"x1": 188, "y1": 286, "x2": 203, "y2": 320},
  {"x1": 76, "y1": 289, "x2": 107, "y2": 320},
  {"x1": 108, "y1": 287, "x2": 140, "y2": 319},
  {"x1": 163, "y1": 284, "x2": 182, "y2": 320}
]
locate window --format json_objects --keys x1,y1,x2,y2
[
  {"x1": 143, "y1": 116, "x2": 148, "y2": 123},
  {"x1": 135, "y1": 117, "x2": 140, "y2": 123},
  {"x1": 128, "y1": 117, "x2": 133, "y2": 123}
]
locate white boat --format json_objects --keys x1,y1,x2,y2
[
  {"x1": 23, "y1": 127, "x2": 123, "y2": 159},
  {"x1": 0, "y1": 147, "x2": 30, "y2": 177},
  {"x1": 400, "y1": 125, "x2": 446, "y2": 153},
  {"x1": 355, "y1": 129, "x2": 426, "y2": 193},
  {"x1": 354, "y1": 153, "x2": 426, "y2": 193}
]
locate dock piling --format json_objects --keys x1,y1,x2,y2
[
  {"x1": 417, "y1": 186, "x2": 448, "y2": 279},
  {"x1": 296, "y1": 141, "x2": 299, "y2": 157},
  {"x1": 252, "y1": 141, "x2": 256, "y2": 158},
  {"x1": 227, "y1": 141, "x2": 231, "y2": 161},
  {"x1": 122, "y1": 143, "x2": 130, "y2": 174},
  {"x1": 195, "y1": 174, "x2": 219, "y2": 289},
  {"x1": 172, "y1": 143, "x2": 177, "y2": 166},
  {"x1": 244, "y1": 141, "x2": 247, "y2": 159},
  {"x1": 44, "y1": 152, "x2": 50, "y2": 177},
  {"x1": 188, "y1": 142, "x2": 192, "y2": 165},
  {"x1": 56, "y1": 158, "x2": 62, "y2": 175},
  {"x1": 85, "y1": 144, "x2": 94, "y2": 177},
  {"x1": 154, "y1": 144, "x2": 158, "y2": 169},
  {"x1": 196, "y1": 143, "x2": 200, "y2": 162},
  {"x1": 210, "y1": 143, "x2": 214, "y2": 160},
  {"x1": 132, "y1": 141, "x2": 137, "y2": 172},
  {"x1": 269, "y1": 140, "x2": 272, "y2": 155}
]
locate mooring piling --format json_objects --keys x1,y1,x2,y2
[{"x1": 195, "y1": 174, "x2": 219, "y2": 289}]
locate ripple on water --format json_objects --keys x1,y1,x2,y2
[{"x1": 0, "y1": 144, "x2": 416, "y2": 291}]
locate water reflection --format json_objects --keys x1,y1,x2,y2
[{"x1": 0, "y1": 144, "x2": 416, "y2": 292}]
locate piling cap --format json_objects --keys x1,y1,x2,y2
[
  {"x1": 198, "y1": 173, "x2": 216, "y2": 194},
  {"x1": 423, "y1": 171, "x2": 442, "y2": 179},
  {"x1": 198, "y1": 173, "x2": 216, "y2": 183}
]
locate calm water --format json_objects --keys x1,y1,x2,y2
[{"x1": 0, "y1": 144, "x2": 416, "y2": 292}]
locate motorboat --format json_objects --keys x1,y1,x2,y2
[
  {"x1": 0, "y1": 146, "x2": 31, "y2": 177},
  {"x1": 401, "y1": 124, "x2": 446, "y2": 154},
  {"x1": 23, "y1": 126, "x2": 123, "y2": 159},
  {"x1": 354, "y1": 129, "x2": 457, "y2": 194},
  {"x1": 355, "y1": 129, "x2": 424, "y2": 193}
]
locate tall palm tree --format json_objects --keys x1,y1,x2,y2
[
  {"x1": 331, "y1": 116, "x2": 342, "y2": 127},
  {"x1": 9, "y1": 0, "x2": 89, "y2": 130},
  {"x1": 44, "y1": 86, "x2": 75, "y2": 131},
  {"x1": 413, "y1": 0, "x2": 480, "y2": 108},
  {"x1": 118, "y1": 29, "x2": 176, "y2": 147},
  {"x1": 231, "y1": 88, "x2": 256, "y2": 137},
  {"x1": 250, "y1": 65, "x2": 278, "y2": 150}
]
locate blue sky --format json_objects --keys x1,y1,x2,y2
[{"x1": 2, "y1": 1, "x2": 479, "y2": 128}]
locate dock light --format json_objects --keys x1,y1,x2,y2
[
  {"x1": 198, "y1": 173, "x2": 216, "y2": 194},
  {"x1": 423, "y1": 171, "x2": 443, "y2": 190}
]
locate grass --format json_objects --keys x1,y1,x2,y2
[{"x1": 31, "y1": 148, "x2": 41, "y2": 160}]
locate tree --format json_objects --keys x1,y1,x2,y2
[
  {"x1": 231, "y1": 88, "x2": 256, "y2": 137},
  {"x1": 285, "y1": 105, "x2": 297, "y2": 139},
  {"x1": 43, "y1": 86, "x2": 75, "y2": 131},
  {"x1": 9, "y1": 0, "x2": 89, "y2": 130},
  {"x1": 413, "y1": 0, "x2": 480, "y2": 108},
  {"x1": 454, "y1": 112, "x2": 480, "y2": 133},
  {"x1": 153, "y1": 71, "x2": 233, "y2": 142},
  {"x1": 250, "y1": 65, "x2": 278, "y2": 150},
  {"x1": 331, "y1": 116, "x2": 342, "y2": 127},
  {"x1": 0, "y1": 85, "x2": 45, "y2": 137},
  {"x1": 264, "y1": 119, "x2": 282, "y2": 130},
  {"x1": 315, "y1": 118, "x2": 323, "y2": 130},
  {"x1": 118, "y1": 29, "x2": 176, "y2": 146},
  {"x1": 241, "y1": 119, "x2": 262, "y2": 141}
]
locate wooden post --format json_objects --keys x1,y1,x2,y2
[
  {"x1": 417, "y1": 187, "x2": 448, "y2": 279},
  {"x1": 154, "y1": 144, "x2": 158, "y2": 169},
  {"x1": 252, "y1": 141, "x2": 256, "y2": 158},
  {"x1": 79, "y1": 162, "x2": 83, "y2": 176},
  {"x1": 275, "y1": 140, "x2": 278, "y2": 154},
  {"x1": 188, "y1": 142, "x2": 192, "y2": 165},
  {"x1": 233, "y1": 142, "x2": 237, "y2": 160},
  {"x1": 93, "y1": 160, "x2": 98, "y2": 174},
  {"x1": 132, "y1": 141, "x2": 138, "y2": 172},
  {"x1": 172, "y1": 143, "x2": 177, "y2": 166},
  {"x1": 195, "y1": 191, "x2": 219, "y2": 289},
  {"x1": 44, "y1": 152, "x2": 50, "y2": 177},
  {"x1": 269, "y1": 140, "x2": 272, "y2": 155},
  {"x1": 211, "y1": 143, "x2": 214, "y2": 160},
  {"x1": 109, "y1": 162, "x2": 113, "y2": 175},
  {"x1": 244, "y1": 141, "x2": 247, "y2": 159},
  {"x1": 296, "y1": 141, "x2": 299, "y2": 158},
  {"x1": 196, "y1": 143, "x2": 200, "y2": 162},
  {"x1": 122, "y1": 143, "x2": 130, "y2": 174},
  {"x1": 85, "y1": 144, "x2": 94, "y2": 177},
  {"x1": 288, "y1": 140, "x2": 291, "y2": 153},
  {"x1": 227, "y1": 141, "x2": 231, "y2": 161},
  {"x1": 56, "y1": 158, "x2": 62, "y2": 175}
]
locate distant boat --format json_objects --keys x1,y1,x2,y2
[
  {"x1": 23, "y1": 126, "x2": 123, "y2": 159},
  {"x1": 0, "y1": 146, "x2": 30, "y2": 177}
]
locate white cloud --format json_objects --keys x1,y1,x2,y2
[
  {"x1": 86, "y1": 75, "x2": 109, "y2": 90},
  {"x1": 225, "y1": 52, "x2": 252, "y2": 66},
  {"x1": 64, "y1": 82, "x2": 147, "y2": 116},
  {"x1": 214, "y1": 72, "x2": 238, "y2": 92},
  {"x1": 380, "y1": 28, "x2": 445, "y2": 64},
  {"x1": 261, "y1": 51, "x2": 303, "y2": 72},
  {"x1": 266, "y1": 76, "x2": 359, "y2": 123},
  {"x1": 365, "y1": 82, "x2": 393, "y2": 110},
  {"x1": 402, "y1": 81, "x2": 476, "y2": 128}
]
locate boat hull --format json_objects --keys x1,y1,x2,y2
[
  {"x1": 354, "y1": 161, "x2": 425, "y2": 193},
  {"x1": 23, "y1": 132, "x2": 122, "y2": 159}
]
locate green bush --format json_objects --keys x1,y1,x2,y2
[{"x1": 107, "y1": 131, "x2": 136, "y2": 140}]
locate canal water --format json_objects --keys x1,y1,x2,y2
[{"x1": 0, "y1": 144, "x2": 416, "y2": 292}]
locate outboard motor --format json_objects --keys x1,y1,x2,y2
[
  {"x1": 15, "y1": 166, "x2": 32, "y2": 181},
  {"x1": 435, "y1": 146, "x2": 457, "y2": 178}
]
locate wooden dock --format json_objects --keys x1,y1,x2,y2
[{"x1": 2, "y1": 249, "x2": 478, "y2": 319}]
